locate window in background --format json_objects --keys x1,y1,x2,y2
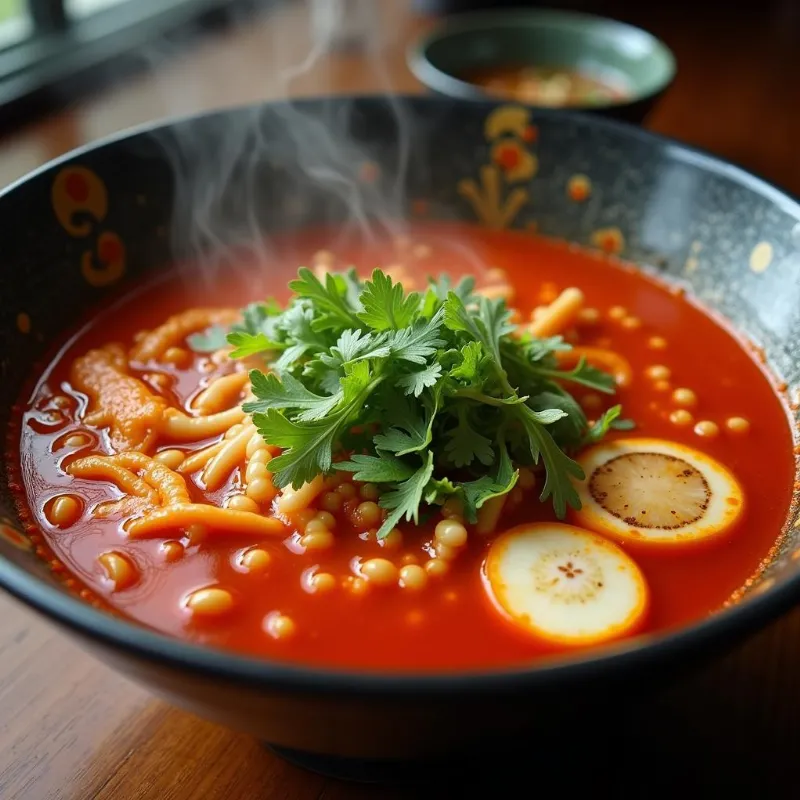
[
  {"x1": 65, "y1": 0, "x2": 129, "y2": 18},
  {"x1": 0, "y1": 0, "x2": 276, "y2": 126},
  {"x1": 0, "y1": 0, "x2": 31, "y2": 47}
]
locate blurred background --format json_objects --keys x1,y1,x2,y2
[{"x1": 0, "y1": 0, "x2": 797, "y2": 185}]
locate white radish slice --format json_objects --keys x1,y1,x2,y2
[
  {"x1": 485, "y1": 522, "x2": 649, "y2": 647},
  {"x1": 572, "y1": 437, "x2": 744, "y2": 548}
]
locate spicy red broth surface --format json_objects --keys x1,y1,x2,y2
[{"x1": 11, "y1": 223, "x2": 795, "y2": 671}]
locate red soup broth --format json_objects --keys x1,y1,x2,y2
[
  {"x1": 461, "y1": 64, "x2": 629, "y2": 107},
  {"x1": 10, "y1": 223, "x2": 795, "y2": 671}
]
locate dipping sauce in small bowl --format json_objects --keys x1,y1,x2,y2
[
  {"x1": 460, "y1": 63, "x2": 630, "y2": 108},
  {"x1": 409, "y1": 9, "x2": 676, "y2": 122}
]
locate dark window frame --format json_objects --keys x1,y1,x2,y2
[{"x1": 0, "y1": 0, "x2": 279, "y2": 129}]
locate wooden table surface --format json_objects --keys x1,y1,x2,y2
[{"x1": 3, "y1": 1, "x2": 800, "y2": 797}]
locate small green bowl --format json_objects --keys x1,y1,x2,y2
[{"x1": 408, "y1": 9, "x2": 676, "y2": 123}]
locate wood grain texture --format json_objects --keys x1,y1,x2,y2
[{"x1": 2, "y1": 1, "x2": 800, "y2": 797}]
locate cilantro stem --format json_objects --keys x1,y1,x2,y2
[
  {"x1": 453, "y1": 388, "x2": 527, "y2": 408},
  {"x1": 502, "y1": 349, "x2": 615, "y2": 394},
  {"x1": 526, "y1": 364, "x2": 615, "y2": 393}
]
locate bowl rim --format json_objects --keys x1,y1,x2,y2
[
  {"x1": 1, "y1": 94, "x2": 799, "y2": 698},
  {"x1": 406, "y1": 7, "x2": 678, "y2": 109}
]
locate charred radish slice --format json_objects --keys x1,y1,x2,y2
[
  {"x1": 572, "y1": 437, "x2": 744, "y2": 548},
  {"x1": 485, "y1": 522, "x2": 649, "y2": 647}
]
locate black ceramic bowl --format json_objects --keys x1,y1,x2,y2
[
  {"x1": 408, "y1": 9, "x2": 676, "y2": 123},
  {"x1": 0, "y1": 95, "x2": 798, "y2": 780}
]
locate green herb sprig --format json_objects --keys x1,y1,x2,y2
[{"x1": 203, "y1": 268, "x2": 631, "y2": 538}]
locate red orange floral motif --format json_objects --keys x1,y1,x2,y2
[
  {"x1": 81, "y1": 231, "x2": 126, "y2": 287},
  {"x1": 459, "y1": 105, "x2": 538, "y2": 229},
  {"x1": 52, "y1": 167, "x2": 108, "y2": 237},
  {"x1": 591, "y1": 227, "x2": 625, "y2": 255},
  {"x1": 52, "y1": 165, "x2": 126, "y2": 287},
  {"x1": 490, "y1": 140, "x2": 537, "y2": 183},
  {"x1": 494, "y1": 143, "x2": 520, "y2": 171},
  {"x1": 567, "y1": 174, "x2": 592, "y2": 203}
]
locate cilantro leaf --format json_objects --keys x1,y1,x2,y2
[
  {"x1": 449, "y1": 341, "x2": 486, "y2": 386},
  {"x1": 188, "y1": 300, "x2": 283, "y2": 355},
  {"x1": 444, "y1": 293, "x2": 514, "y2": 389},
  {"x1": 515, "y1": 404, "x2": 584, "y2": 517},
  {"x1": 460, "y1": 442, "x2": 519, "y2": 523},
  {"x1": 443, "y1": 290, "x2": 481, "y2": 340},
  {"x1": 427, "y1": 274, "x2": 476, "y2": 304},
  {"x1": 336, "y1": 453, "x2": 415, "y2": 483},
  {"x1": 238, "y1": 302, "x2": 273, "y2": 336},
  {"x1": 187, "y1": 324, "x2": 230, "y2": 352},
  {"x1": 278, "y1": 303, "x2": 330, "y2": 351},
  {"x1": 288, "y1": 268, "x2": 362, "y2": 332},
  {"x1": 527, "y1": 355, "x2": 616, "y2": 394},
  {"x1": 226, "y1": 300, "x2": 304, "y2": 362},
  {"x1": 301, "y1": 358, "x2": 345, "y2": 396},
  {"x1": 235, "y1": 300, "x2": 284, "y2": 339},
  {"x1": 243, "y1": 370, "x2": 341, "y2": 421},
  {"x1": 397, "y1": 363, "x2": 442, "y2": 397},
  {"x1": 307, "y1": 328, "x2": 387, "y2": 388},
  {"x1": 444, "y1": 407, "x2": 494, "y2": 468},
  {"x1": 227, "y1": 331, "x2": 280, "y2": 359},
  {"x1": 273, "y1": 343, "x2": 314, "y2": 375},
  {"x1": 385, "y1": 310, "x2": 445, "y2": 365},
  {"x1": 476, "y1": 295, "x2": 517, "y2": 350},
  {"x1": 357, "y1": 269, "x2": 421, "y2": 330},
  {"x1": 523, "y1": 406, "x2": 568, "y2": 425},
  {"x1": 320, "y1": 329, "x2": 376, "y2": 366},
  {"x1": 339, "y1": 360, "x2": 374, "y2": 402},
  {"x1": 376, "y1": 452, "x2": 435, "y2": 539},
  {"x1": 525, "y1": 335, "x2": 572, "y2": 361},
  {"x1": 253, "y1": 410, "x2": 339, "y2": 489},
  {"x1": 340, "y1": 267, "x2": 363, "y2": 310},
  {"x1": 423, "y1": 476, "x2": 458, "y2": 505},
  {"x1": 528, "y1": 390, "x2": 587, "y2": 448},
  {"x1": 373, "y1": 389, "x2": 440, "y2": 456},
  {"x1": 583, "y1": 404, "x2": 635, "y2": 444},
  {"x1": 256, "y1": 361, "x2": 380, "y2": 488}
]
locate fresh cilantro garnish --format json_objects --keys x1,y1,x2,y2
[
  {"x1": 243, "y1": 370, "x2": 342, "y2": 422},
  {"x1": 372, "y1": 391, "x2": 438, "y2": 457},
  {"x1": 460, "y1": 441, "x2": 518, "y2": 523},
  {"x1": 444, "y1": 406, "x2": 495, "y2": 468},
  {"x1": 252, "y1": 361, "x2": 381, "y2": 488},
  {"x1": 337, "y1": 452, "x2": 416, "y2": 483},
  {"x1": 397, "y1": 363, "x2": 443, "y2": 397},
  {"x1": 230, "y1": 267, "x2": 630, "y2": 537},
  {"x1": 227, "y1": 331, "x2": 278, "y2": 360},
  {"x1": 187, "y1": 324, "x2": 229, "y2": 353},
  {"x1": 288, "y1": 268, "x2": 363, "y2": 332},
  {"x1": 374, "y1": 452, "x2": 435, "y2": 539},
  {"x1": 358, "y1": 269, "x2": 421, "y2": 330},
  {"x1": 583, "y1": 404, "x2": 635, "y2": 444}
]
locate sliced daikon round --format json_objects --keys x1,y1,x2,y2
[
  {"x1": 486, "y1": 523, "x2": 649, "y2": 647},
  {"x1": 572, "y1": 437, "x2": 744, "y2": 548}
]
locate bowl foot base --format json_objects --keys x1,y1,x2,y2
[{"x1": 265, "y1": 743, "x2": 446, "y2": 784}]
